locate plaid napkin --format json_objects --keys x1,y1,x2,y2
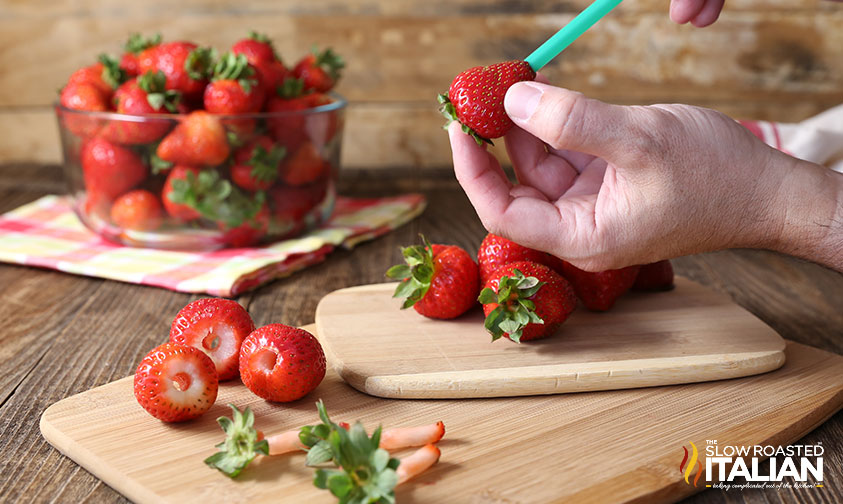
[
  {"x1": 0, "y1": 194, "x2": 425, "y2": 296},
  {"x1": 739, "y1": 103, "x2": 843, "y2": 173}
]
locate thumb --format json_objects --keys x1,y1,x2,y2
[{"x1": 504, "y1": 82, "x2": 641, "y2": 161}]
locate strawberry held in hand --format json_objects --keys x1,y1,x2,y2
[
  {"x1": 439, "y1": 60, "x2": 535, "y2": 145},
  {"x1": 133, "y1": 341, "x2": 219, "y2": 422},
  {"x1": 479, "y1": 261, "x2": 576, "y2": 343},
  {"x1": 239, "y1": 324, "x2": 326, "y2": 402},
  {"x1": 633, "y1": 260, "x2": 675, "y2": 291},
  {"x1": 386, "y1": 236, "x2": 480, "y2": 319},
  {"x1": 170, "y1": 298, "x2": 256, "y2": 381},
  {"x1": 477, "y1": 233, "x2": 563, "y2": 285},
  {"x1": 560, "y1": 261, "x2": 641, "y2": 311}
]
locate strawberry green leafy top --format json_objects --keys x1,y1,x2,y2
[
  {"x1": 479, "y1": 268, "x2": 546, "y2": 343},
  {"x1": 385, "y1": 235, "x2": 436, "y2": 309},
  {"x1": 204, "y1": 404, "x2": 268, "y2": 477}
]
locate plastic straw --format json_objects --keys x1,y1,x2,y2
[{"x1": 525, "y1": 0, "x2": 623, "y2": 71}]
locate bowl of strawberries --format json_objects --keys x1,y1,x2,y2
[{"x1": 55, "y1": 32, "x2": 346, "y2": 249}]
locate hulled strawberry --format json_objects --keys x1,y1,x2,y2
[
  {"x1": 169, "y1": 298, "x2": 256, "y2": 381},
  {"x1": 239, "y1": 324, "x2": 326, "y2": 402},
  {"x1": 101, "y1": 71, "x2": 181, "y2": 144},
  {"x1": 110, "y1": 189, "x2": 163, "y2": 231},
  {"x1": 138, "y1": 41, "x2": 213, "y2": 101},
  {"x1": 120, "y1": 33, "x2": 162, "y2": 77},
  {"x1": 477, "y1": 233, "x2": 562, "y2": 284},
  {"x1": 633, "y1": 260, "x2": 675, "y2": 291},
  {"x1": 162, "y1": 165, "x2": 203, "y2": 221},
  {"x1": 231, "y1": 136, "x2": 285, "y2": 191},
  {"x1": 203, "y1": 52, "x2": 264, "y2": 114},
  {"x1": 231, "y1": 31, "x2": 287, "y2": 91},
  {"x1": 133, "y1": 341, "x2": 219, "y2": 422},
  {"x1": 81, "y1": 137, "x2": 147, "y2": 201},
  {"x1": 157, "y1": 111, "x2": 230, "y2": 166},
  {"x1": 291, "y1": 47, "x2": 344, "y2": 93},
  {"x1": 439, "y1": 60, "x2": 536, "y2": 145},
  {"x1": 386, "y1": 236, "x2": 479, "y2": 320},
  {"x1": 479, "y1": 261, "x2": 576, "y2": 343},
  {"x1": 559, "y1": 262, "x2": 641, "y2": 311},
  {"x1": 281, "y1": 142, "x2": 326, "y2": 186}
]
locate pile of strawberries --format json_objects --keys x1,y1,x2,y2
[
  {"x1": 133, "y1": 298, "x2": 326, "y2": 422},
  {"x1": 58, "y1": 32, "x2": 344, "y2": 247},
  {"x1": 388, "y1": 234, "x2": 674, "y2": 342}
]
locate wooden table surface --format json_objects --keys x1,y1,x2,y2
[{"x1": 1, "y1": 162, "x2": 842, "y2": 504}]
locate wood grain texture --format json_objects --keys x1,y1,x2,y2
[
  {"x1": 1, "y1": 1, "x2": 842, "y2": 166},
  {"x1": 315, "y1": 279, "x2": 785, "y2": 398},
  {"x1": 40, "y1": 331, "x2": 843, "y2": 504},
  {"x1": 2, "y1": 163, "x2": 843, "y2": 503}
]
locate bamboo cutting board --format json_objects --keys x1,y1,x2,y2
[
  {"x1": 40, "y1": 334, "x2": 843, "y2": 504},
  {"x1": 314, "y1": 278, "x2": 786, "y2": 398}
]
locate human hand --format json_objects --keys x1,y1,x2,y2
[
  {"x1": 669, "y1": 0, "x2": 725, "y2": 27},
  {"x1": 449, "y1": 81, "x2": 843, "y2": 272}
]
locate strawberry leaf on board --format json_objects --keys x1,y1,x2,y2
[
  {"x1": 300, "y1": 400, "x2": 400, "y2": 504},
  {"x1": 479, "y1": 268, "x2": 546, "y2": 343},
  {"x1": 385, "y1": 235, "x2": 436, "y2": 309},
  {"x1": 204, "y1": 404, "x2": 269, "y2": 478},
  {"x1": 437, "y1": 93, "x2": 493, "y2": 147}
]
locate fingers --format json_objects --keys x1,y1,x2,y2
[
  {"x1": 449, "y1": 121, "x2": 513, "y2": 222},
  {"x1": 669, "y1": 0, "x2": 706, "y2": 24},
  {"x1": 504, "y1": 126, "x2": 578, "y2": 200},
  {"x1": 504, "y1": 82, "x2": 635, "y2": 162},
  {"x1": 691, "y1": 0, "x2": 725, "y2": 27}
]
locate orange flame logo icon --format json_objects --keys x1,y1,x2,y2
[{"x1": 679, "y1": 441, "x2": 704, "y2": 487}]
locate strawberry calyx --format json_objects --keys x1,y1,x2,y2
[
  {"x1": 300, "y1": 400, "x2": 400, "y2": 503},
  {"x1": 247, "y1": 144, "x2": 286, "y2": 184},
  {"x1": 438, "y1": 93, "x2": 492, "y2": 147},
  {"x1": 211, "y1": 52, "x2": 259, "y2": 93},
  {"x1": 98, "y1": 53, "x2": 128, "y2": 90},
  {"x1": 478, "y1": 269, "x2": 545, "y2": 343},
  {"x1": 385, "y1": 235, "x2": 436, "y2": 309},
  {"x1": 138, "y1": 70, "x2": 182, "y2": 112},
  {"x1": 204, "y1": 404, "x2": 269, "y2": 478},
  {"x1": 185, "y1": 47, "x2": 216, "y2": 81},
  {"x1": 168, "y1": 169, "x2": 266, "y2": 228},
  {"x1": 124, "y1": 32, "x2": 161, "y2": 54},
  {"x1": 276, "y1": 77, "x2": 306, "y2": 99},
  {"x1": 311, "y1": 47, "x2": 345, "y2": 82}
]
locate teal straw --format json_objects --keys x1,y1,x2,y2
[{"x1": 525, "y1": 0, "x2": 623, "y2": 71}]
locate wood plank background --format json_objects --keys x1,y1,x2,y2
[{"x1": 1, "y1": 0, "x2": 841, "y2": 168}]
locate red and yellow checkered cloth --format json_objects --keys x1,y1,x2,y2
[{"x1": 0, "y1": 194, "x2": 425, "y2": 296}]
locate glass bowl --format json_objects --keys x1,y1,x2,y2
[{"x1": 55, "y1": 94, "x2": 346, "y2": 250}]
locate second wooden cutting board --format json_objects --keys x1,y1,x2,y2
[{"x1": 315, "y1": 277, "x2": 785, "y2": 398}]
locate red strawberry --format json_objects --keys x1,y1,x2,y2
[
  {"x1": 292, "y1": 47, "x2": 344, "y2": 93},
  {"x1": 133, "y1": 341, "x2": 219, "y2": 422},
  {"x1": 67, "y1": 55, "x2": 125, "y2": 97},
  {"x1": 265, "y1": 79, "x2": 313, "y2": 152},
  {"x1": 120, "y1": 33, "x2": 161, "y2": 77},
  {"x1": 138, "y1": 41, "x2": 212, "y2": 100},
  {"x1": 203, "y1": 53, "x2": 264, "y2": 114},
  {"x1": 101, "y1": 71, "x2": 181, "y2": 144},
  {"x1": 231, "y1": 136, "x2": 285, "y2": 191},
  {"x1": 58, "y1": 83, "x2": 109, "y2": 137},
  {"x1": 477, "y1": 233, "x2": 561, "y2": 285},
  {"x1": 169, "y1": 298, "x2": 256, "y2": 381},
  {"x1": 560, "y1": 262, "x2": 641, "y2": 311},
  {"x1": 231, "y1": 31, "x2": 287, "y2": 91},
  {"x1": 219, "y1": 203, "x2": 270, "y2": 247},
  {"x1": 633, "y1": 260, "x2": 675, "y2": 291},
  {"x1": 239, "y1": 324, "x2": 326, "y2": 402},
  {"x1": 268, "y1": 183, "x2": 326, "y2": 236},
  {"x1": 110, "y1": 189, "x2": 163, "y2": 231},
  {"x1": 281, "y1": 142, "x2": 326, "y2": 186},
  {"x1": 161, "y1": 165, "x2": 203, "y2": 221},
  {"x1": 480, "y1": 261, "x2": 577, "y2": 342},
  {"x1": 440, "y1": 60, "x2": 536, "y2": 144},
  {"x1": 386, "y1": 236, "x2": 479, "y2": 319},
  {"x1": 157, "y1": 111, "x2": 230, "y2": 166},
  {"x1": 81, "y1": 138, "x2": 147, "y2": 201}
]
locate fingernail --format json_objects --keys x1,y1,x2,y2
[{"x1": 505, "y1": 82, "x2": 543, "y2": 122}]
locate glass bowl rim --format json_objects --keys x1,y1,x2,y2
[{"x1": 54, "y1": 92, "x2": 347, "y2": 121}]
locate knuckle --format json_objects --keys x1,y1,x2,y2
[{"x1": 545, "y1": 91, "x2": 590, "y2": 150}]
